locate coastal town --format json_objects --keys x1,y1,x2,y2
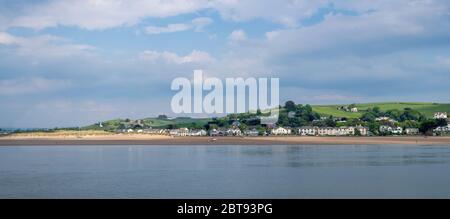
[
  {"x1": 110, "y1": 102, "x2": 450, "y2": 137},
  {"x1": 2, "y1": 102, "x2": 449, "y2": 139}
]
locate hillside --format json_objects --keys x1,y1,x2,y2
[
  {"x1": 83, "y1": 102, "x2": 450, "y2": 131},
  {"x1": 312, "y1": 102, "x2": 450, "y2": 119},
  {"x1": 82, "y1": 117, "x2": 211, "y2": 130}
]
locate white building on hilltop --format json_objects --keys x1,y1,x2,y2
[{"x1": 434, "y1": 112, "x2": 448, "y2": 119}]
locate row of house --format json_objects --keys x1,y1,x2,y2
[
  {"x1": 298, "y1": 126, "x2": 369, "y2": 136},
  {"x1": 434, "y1": 124, "x2": 450, "y2": 134},
  {"x1": 169, "y1": 128, "x2": 208, "y2": 136},
  {"x1": 118, "y1": 122, "x2": 450, "y2": 137},
  {"x1": 379, "y1": 126, "x2": 423, "y2": 135},
  {"x1": 379, "y1": 125, "x2": 404, "y2": 135},
  {"x1": 210, "y1": 128, "x2": 242, "y2": 136}
]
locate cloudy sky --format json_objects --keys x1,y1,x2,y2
[{"x1": 1, "y1": 0, "x2": 450, "y2": 128}]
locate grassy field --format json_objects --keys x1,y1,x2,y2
[{"x1": 312, "y1": 102, "x2": 450, "y2": 118}]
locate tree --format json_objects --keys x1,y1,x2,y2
[
  {"x1": 157, "y1": 115, "x2": 168, "y2": 119},
  {"x1": 361, "y1": 112, "x2": 376, "y2": 122},
  {"x1": 239, "y1": 123, "x2": 248, "y2": 131},
  {"x1": 325, "y1": 117, "x2": 336, "y2": 127},
  {"x1": 284, "y1": 101, "x2": 296, "y2": 112},
  {"x1": 436, "y1": 118, "x2": 448, "y2": 127},
  {"x1": 373, "y1": 106, "x2": 381, "y2": 114},
  {"x1": 419, "y1": 120, "x2": 438, "y2": 135}
]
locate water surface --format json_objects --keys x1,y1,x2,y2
[{"x1": 1, "y1": 145, "x2": 450, "y2": 198}]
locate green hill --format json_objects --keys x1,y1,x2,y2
[
  {"x1": 82, "y1": 117, "x2": 211, "y2": 130},
  {"x1": 312, "y1": 102, "x2": 450, "y2": 119},
  {"x1": 83, "y1": 102, "x2": 450, "y2": 131}
]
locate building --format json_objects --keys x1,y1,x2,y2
[
  {"x1": 298, "y1": 126, "x2": 318, "y2": 136},
  {"x1": 405, "y1": 128, "x2": 419, "y2": 135},
  {"x1": 315, "y1": 126, "x2": 360, "y2": 136},
  {"x1": 380, "y1": 125, "x2": 403, "y2": 135},
  {"x1": 350, "y1": 107, "x2": 358, "y2": 113},
  {"x1": 434, "y1": 112, "x2": 448, "y2": 119},
  {"x1": 244, "y1": 129, "x2": 259, "y2": 136},
  {"x1": 169, "y1": 128, "x2": 189, "y2": 136},
  {"x1": 433, "y1": 124, "x2": 450, "y2": 134},
  {"x1": 226, "y1": 128, "x2": 242, "y2": 136},
  {"x1": 209, "y1": 129, "x2": 222, "y2": 136},
  {"x1": 143, "y1": 128, "x2": 167, "y2": 135},
  {"x1": 231, "y1": 121, "x2": 241, "y2": 128},
  {"x1": 355, "y1": 125, "x2": 369, "y2": 136},
  {"x1": 375, "y1": 117, "x2": 397, "y2": 123},
  {"x1": 271, "y1": 127, "x2": 291, "y2": 135},
  {"x1": 188, "y1": 129, "x2": 208, "y2": 136}
]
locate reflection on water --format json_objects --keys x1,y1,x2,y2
[{"x1": 1, "y1": 145, "x2": 450, "y2": 198}]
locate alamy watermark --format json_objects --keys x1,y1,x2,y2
[{"x1": 171, "y1": 70, "x2": 279, "y2": 124}]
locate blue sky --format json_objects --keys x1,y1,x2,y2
[{"x1": 1, "y1": 0, "x2": 450, "y2": 128}]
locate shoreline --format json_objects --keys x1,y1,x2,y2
[{"x1": 1, "y1": 135, "x2": 450, "y2": 145}]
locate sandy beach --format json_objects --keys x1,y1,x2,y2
[{"x1": 1, "y1": 133, "x2": 450, "y2": 145}]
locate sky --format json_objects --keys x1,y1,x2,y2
[{"x1": 1, "y1": 0, "x2": 450, "y2": 128}]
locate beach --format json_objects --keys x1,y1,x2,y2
[{"x1": 1, "y1": 133, "x2": 450, "y2": 145}]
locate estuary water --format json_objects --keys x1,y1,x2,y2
[{"x1": 1, "y1": 145, "x2": 450, "y2": 198}]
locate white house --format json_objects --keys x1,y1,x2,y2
[
  {"x1": 244, "y1": 129, "x2": 259, "y2": 136},
  {"x1": 271, "y1": 127, "x2": 291, "y2": 135},
  {"x1": 380, "y1": 125, "x2": 403, "y2": 135},
  {"x1": 188, "y1": 129, "x2": 208, "y2": 136},
  {"x1": 298, "y1": 126, "x2": 318, "y2": 136},
  {"x1": 169, "y1": 128, "x2": 189, "y2": 136},
  {"x1": 350, "y1": 107, "x2": 358, "y2": 113},
  {"x1": 405, "y1": 128, "x2": 419, "y2": 135},
  {"x1": 375, "y1": 117, "x2": 397, "y2": 123},
  {"x1": 317, "y1": 127, "x2": 338, "y2": 136},
  {"x1": 433, "y1": 124, "x2": 450, "y2": 133},
  {"x1": 226, "y1": 128, "x2": 242, "y2": 136},
  {"x1": 434, "y1": 112, "x2": 448, "y2": 119},
  {"x1": 355, "y1": 125, "x2": 369, "y2": 136}
]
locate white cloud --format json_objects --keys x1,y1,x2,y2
[
  {"x1": 0, "y1": 32, "x2": 95, "y2": 59},
  {"x1": 0, "y1": 32, "x2": 18, "y2": 45},
  {"x1": 4, "y1": 0, "x2": 326, "y2": 30},
  {"x1": 0, "y1": 78, "x2": 71, "y2": 95},
  {"x1": 139, "y1": 50, "x2": 215, "y2": 64},
  {"x1": 228, "y1": 29, "x2": 247, "y2": 42},
  {"x1": 8, "y1": 0, "x2": 210, "y2": 30},
  {"x1": 145, "y1": 17, "x2": 213, "y2": 34}
]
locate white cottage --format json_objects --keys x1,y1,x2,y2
[{"x1": 271, "y1": 127, "x2": 291, "y2": 135}]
